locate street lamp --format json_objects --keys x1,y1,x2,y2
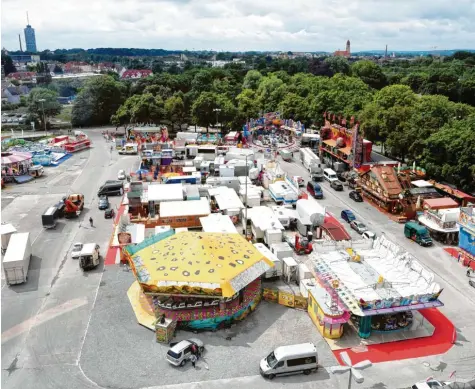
[
  {"x1": 329, "y1": 352, "x2": 372, "y2": 389},
  {"x1": 213, "y1": 108, "x2": 221, "y2": 136},
  {"x1": 38, "y1": 98, "x2": 47, "y2": 134},
  {"x1": 242, "y1": 154, "x2": 249, "y2": 236}
]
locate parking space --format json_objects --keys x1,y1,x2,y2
[{"x1": 79, "y1": 264, "x2": 337, "y2": 388}]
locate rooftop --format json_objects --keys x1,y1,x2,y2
[
  {"x1": 147, "y1": 183, "x2": 183, "y2": 202},
  {"x1": 423, "y1": 197, "x2": 459, "y2": 210},
  {"x1": 127, "y1": 231, "x2": 273, "y2": 297},
  {"x1": 310, "y1": 235, "x2": 442, "y2": 316},
  {"x1": 160, "y1": 198, "x2": 210, "y2": 218},
  {"x1": 200, "y1": 214, "x2": 238, "y2": 233}
]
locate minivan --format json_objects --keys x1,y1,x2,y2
[
  {"x1": 306, "y1": 181, "x2": 323, "y2": 199},
  {"x1": 404, "y1": 222, "x2": 433, "y2": 246},
  {"x1": 260, "y1": 343, "x2": 319, "y2": 379},
  {"x1": 323, "y1": 168, "x2": 338, "y2": 182},
  {"x1": 97, "y1": 181, "x2": 124, "y2": 197}
]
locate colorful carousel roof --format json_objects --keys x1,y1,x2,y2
[{"x1": 127, "y1": 231, "x2": 273, "y2": 297}]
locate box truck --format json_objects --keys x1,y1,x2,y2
[{"x1": 3, "y1": 232, "x2": 32, "y2": 285}]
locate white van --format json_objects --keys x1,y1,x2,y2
[
  {"x1": 323, "y1": 168, "x2": 338, "y2": 183},
  {"x1": 259, "y1": 343, "x2": 319, "y2": 379}
]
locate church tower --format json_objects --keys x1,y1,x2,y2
[{"x1": 346, "y1": 40, "x2": 351, "y2": 55}]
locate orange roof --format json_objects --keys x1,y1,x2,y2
[
  {"x1": 423, "y1": 198, "x2": 459, "y2": 210},
  {"x1": 323, "y1": 139, "x2": 337, "y2": 147},
  {"x1": 369, "y1": 166, "x2": 402, "y2": 196}
]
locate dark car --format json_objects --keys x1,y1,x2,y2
[
  {"x1": 104, "y1": 208, "x2": 115, "y2": 219},
  {"x1": 330, "y1": 180, "x2": 344, "y2": 191},
  {"x1": 341, "y1": 209, "x2": 356, "y2": 223},
  {"x1": 98, "y1": 196, "x2": 109, "y2": 210},
  {"x1": 349, "y1": 191, "x2": 363, "y2": 202},
  {"x1": 306, "y1": 181, "x2": 323, "y2": 199}
]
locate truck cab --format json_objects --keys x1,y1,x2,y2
[
  {"x1": 79, "y1": 243, "x2": 101, "y2": 270},
  {"x1": 404, "y1": 222, "x2": 433, "y2": 246}
]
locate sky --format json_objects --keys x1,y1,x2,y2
[{"x1": 1, "y1": 0, "x2": 475, "y2": 52}]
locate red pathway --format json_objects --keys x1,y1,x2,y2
[
  {"x1": 333, "y1": 308, "x2": 455, "y2": 365},
  {"x1": 104, "y1": 200, "x2": 128, "y2": 266}
]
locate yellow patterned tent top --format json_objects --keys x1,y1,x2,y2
[{"x1": 130, "y1": 232, "x2": 274, "y2": 297}]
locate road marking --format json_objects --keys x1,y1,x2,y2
[{"x1": 1, "y1": 297, "x2": 88, "y2": 344}]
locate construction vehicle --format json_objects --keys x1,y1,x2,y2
[
  {"x1": 286, "y1": 233, "x2": 313, "y2": 255},
  {"x1": 63, "y1": 194, "x2": 85, "y2": 218}
]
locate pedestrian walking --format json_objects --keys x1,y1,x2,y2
[
  {"x1": 190, "y1": 354, "x2": 197, "y2": 368},
  {"x1": 467, "y1": 268, "x2": 472, "y2": 277},
  {"x1": 89, "y1": 217, "x2": 94, "y2": 227}
]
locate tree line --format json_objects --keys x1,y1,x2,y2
[{"x1": 22, "y1": 52, "x2": 475, "y2": 192}]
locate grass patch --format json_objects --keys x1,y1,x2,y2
[{"x1": 55, "y1": 105, "x2": 73, "y2": 123}]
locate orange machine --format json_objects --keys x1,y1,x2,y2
[{"x1": 64, "y1": 194, "x2": 85, "y2": 218}]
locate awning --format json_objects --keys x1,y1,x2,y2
[
  {"x1": 357, "y1": 300, "x2": 444, "y2": 317},
  {"x1": 338, "y1": 147, "x2": 352, "y2": 155},
  {"x1": 323, "y1": 139, "x2": 337, "y2": 147},
  {"x1": 418, "y1": 215, "x2": 459, "y2": 233}
]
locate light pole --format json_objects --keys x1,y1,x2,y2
[
  {"x1": 243, "y1": 154, "x2": 248, "y2": 236},
  {"x1": 213, "y1": 108, "x2": 221, "y2": 137},
  {"x1": 329, "y1": 352, "x2": 372, "y2": 389},
  {"x1": 38, "y1": 98, "x2": 46, "y2": 134}
]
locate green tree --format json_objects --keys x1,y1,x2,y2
[
  {"x1": 279, "y1": 93, "x2": 309, "y2": 123},
  {"x1": 324, "y1": 56, "x2": 351, "y2": 75},
  {"x1": 72, "y1": 75, "x2": 126, "y2": 127},
  {"x1": 236, "y1": 89, "x2": 259, "y2": 120},
  {"x1": 420, "y1": 116, "x2": 475, "y2": 192},
  {"x1": 27, "y1": 88, "x2": 62, "y2": 129},
  {"x1": 255, "y1": 75, "x2": 286, "y2": 112},
  {"x1": 191, "y1": 92, "x2": 237, "y2": 133},
  {"x1": 1, "y1": 52, "x2": 16, "y2": 75},
  {"x1": 242, "y1": 70, "x2": 263, "y2": 90},
  {"x1": 164, "y1": 94, "x2": 186, "y2": 132},
  {"x1": 351, "y1": 60, "x2": 388, "y2": 89}
]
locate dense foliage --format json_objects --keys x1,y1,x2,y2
[{"x1": 51, "y1": 51, "x2": 475, "y2": 191}]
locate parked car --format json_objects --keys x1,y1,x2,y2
[
  {"x1": 166, "y1": 338, "x2": 204, "y2": 367},
  {"x1": 362, "y1": 231, "x2": 376, "y2": 240},
  {"x1": 411, "y1": 380, "x2": 451, "y2": 389},
  {"x1": 349, "y1": 190, "x2": 363, "y2": 202},
  {"x1": 117, "y1": 169, "x2": 126, "y2": 180},
  {"x1": 104, "y1": 208, "x2": 115, "y2": 219},
  {"x1": 98, "y1": 196, "x2": 109, "y2": 210},
  {"x1": 306, "y1": 181, "x2": 323, "y2": 199},
  {"x1": 330, "y1": 180, "x2": 343, "y2": 191},
  {"x1": 341, "y1": 210, "x2": 356, "y2": 223},
  {"x1": 350, "y1": 221, "x2": 368, "y2": 234},
  {"x1": 293, "y1": 176, "x2": 304, "y2": 187},
  {"x1": 71, "y1": 242, "x2": 83, "y2": 259}
]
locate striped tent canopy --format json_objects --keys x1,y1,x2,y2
[{"x1": 1, "y1": 151, "x2": 32, "y2": 165}]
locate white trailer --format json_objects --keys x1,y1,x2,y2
[
  {"x1": 270, "y1": 242, "x2": 294, "y2": 260},
  {"x1": 200, "y1": 214, "x2": 238, "y2": 233},
  {"x1": 270, "y1": 205, "x2": 291, "y2": 228},
  {"x1": 1, "y1": 223, "x2": 17, "y2": 253},
  {"x1": 119, "y1": 143, "x2": 138, "y2": 155},
  {"x1": 246, "y1": 206, "x2": 284, "y2": 240},
  {"x1": 296, "y1": 199, "x2": 326, "y2": 226},
  {"x1": 225, "y1": 148, "x2": 255, "y2": 162},
  {"x1": 254, "y1": 243, "x2": 282, "y2": 279},
  {"x1": 208, "y1": 186, "x2": 244, "y2": 217},
  {"x1": 219, "y1": 165, "x2": 234, "y2": 177},
  {"x1": 269, "y1": 181, "x2": 298, "y2": 206},
  {"x1": 264, "y1": 229, "x2": 283, "y2": 246},
  {"x1": 3, "y1": 232, "x2": 32, "y2": 285},
  {"x1": 300, "y1": 148, "x2": 324, "y2": 179}
]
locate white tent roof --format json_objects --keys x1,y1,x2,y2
[{"x1": 147, "y1": 183, "x2": 184, "y2": 202}]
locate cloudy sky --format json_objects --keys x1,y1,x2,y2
[{"x1": 2, "y1": 0, "x2": 474, "y2": 52}]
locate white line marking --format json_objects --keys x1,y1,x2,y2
[{"x1": 1, "y1": 297, "x2": 88, "y2": 344}]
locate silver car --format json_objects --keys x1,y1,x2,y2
[
  {"x1": 350, "y1": 221, "x2": 368, "y2": 234},
  {"x1": 166, "y1": 338, "x2": 204, "y2": 367},
  {"x1": 71, "y1": 242, "x2": 83, "y2": 259}
]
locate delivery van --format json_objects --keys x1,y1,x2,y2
[
  {"x1": 97, "y1": 181, "x2": 124, "y2": 196},
  {"x1": 323, "y1": 168, "x2": 338, "y2": 183},
  {"x1": 259, "y1": 343, "x2": 319, "y2": 379},
  {"x1": 404, "y1": 222, "x2": 433, "y2": 247}
]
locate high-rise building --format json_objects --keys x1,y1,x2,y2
[{"x1": 24, "y1": 12, "x2": 37, "y2": 53}]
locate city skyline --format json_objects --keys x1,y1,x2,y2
[{"x1": 1, "y1": 0, "x2": 475, "y2": 52}]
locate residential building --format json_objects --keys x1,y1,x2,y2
[
  {"x1": 1, "y1": 84, "x2": 29, "y2": 105},
  {"x1": 120, "y1": 69, "x2": 153, "y2": 80},
  {"x1": 5, "y1": 72, "x2": 37, "y2": 84}
]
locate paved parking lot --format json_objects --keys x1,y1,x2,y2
[{"x1": 79, "y1": 264, "x2": 337, "y2": 388}]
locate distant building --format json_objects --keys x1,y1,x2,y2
[
  {"x1": 24, "y1": 22, "x2": 37, "y2": 53},
  {"x1": 334, "y1": 40, "x2": 351, "y2": 58},
  {"x1": 120, "y1": 69, "x2": 153, "y2": 80},
  {"x1": 5, "y1": 71, "x2": 37, "y2": 84}
]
